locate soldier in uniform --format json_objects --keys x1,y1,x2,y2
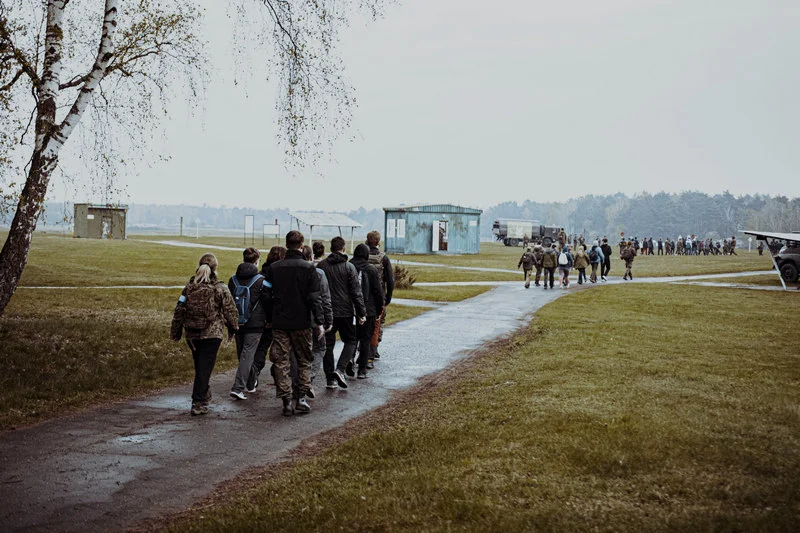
[
  {"x1": 730, "y1": 236, "x2": 738, "y2": 255},
  {"x1": 517, "y1": 246, "x2": 536, "y2": 289},
  {"x1": 557, "y1": 228, "x2": 567, "y2": 251},
  {"x1": 541, "y1": 243, "x2": 558, "y2": 289},
  {"x1": 532, "y1": 244, "x2": 544, "y2": 287},
  {"x1": 757, "y1": 241, "x2": 764, "y2": 256},
  {"x1": 621, "y1": 241, "x2": 636, "y2": 280}
]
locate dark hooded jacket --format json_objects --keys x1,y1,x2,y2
[
  {"x1": 317, "y1": 251, "x2": 367, "y2": 319},
  {"x1": 351, "y1": 244, "x2": 385, "y2": 318},
  {"x1": 228, "y1": 262, "x2": 269, "y2": 333},
  {"x1": 264, "y1": 249, "x2": 324, "y2": 330}
]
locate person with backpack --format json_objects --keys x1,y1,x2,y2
[
  {"x1": 317, "y1": 236, "x2": 367, "y2": 390},
  {"x1": 264, "y1": 231, "x2": 325, "y2": 416},
  {"x1": 541, "y1": 243, "x2": 558, "y2": 289},
  {"x1": 573, "y1": 245, "x2": 590, "y2": 285},
  {"x1": 227, "y1": 247, "x2": 269, "y2": 401},
  {"x1": 532, "y1": 244, "x2": 544, "y2": 287},
  {"x1": 621, "y1": 241, "x2": 636, "y2": 280},
  {"x1": 517, "y1": 246, "x2": 536, "y2": 289},
  {"x1": 366, "y1": 230, "x2": 393, "y2": 367},
  {"x1": 557, "y1": 244, "x2": 574, "y2": 288},
  {"x1": 350, "y1": 244, "x2": 385, "y2": 379},
  {"x1": 171, "y1": 253, "x2": 239, "y2": 416},
  {"x1": 588, "y1": 241, "x2": 604, "y2": 283}
]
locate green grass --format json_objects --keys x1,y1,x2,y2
[
  {"x1": 393, "y1": 285, "x2": 492, "y2": 302},
  {"x1": 605, "y1": 250, "x2": 772, "y2": 278},
  {"x1": 163, "y1": 284, "x2": 800, "y2": 532},
  {"x1": 692, "y1": 273, "x2": 800, "y2": 289}
]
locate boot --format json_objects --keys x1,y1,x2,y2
[{"x1": 282, "y1": 397, "x2": 293, "y2": 416}]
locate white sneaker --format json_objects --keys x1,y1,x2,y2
[
  {"x1": 230, "y1": 390, "x2": 247, "y2": 400},
  {"x1": 247, "y1": 379, "x2": 258, "y2": 393}
]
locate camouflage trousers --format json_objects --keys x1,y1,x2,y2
[{"x1": 270, "y1": 329, "x2": 314, "y2": 399}]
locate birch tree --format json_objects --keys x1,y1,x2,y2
[{"x1": 0, "y1": 0, "x2": 386, "y2": 316}]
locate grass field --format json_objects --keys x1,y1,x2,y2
[
  {"x1": 692, "y1": 273, "x2": 799, "y2": 289},
  {"x1": 163, "y1": 284, "x2": 800, "y2": 532}
]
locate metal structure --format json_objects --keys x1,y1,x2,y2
[
  {"x1": 289, "y1": 212, "x2": 363, "y2": 253},
  {"x1": 73, "y1": 203, "x2": 128, "y2": 239},
  {"x1": 382, "y1": 204, "x2": 482, "y2": 254},
  {"x1": 743, "y1": 230, "x2": 800, "y2": 290}
]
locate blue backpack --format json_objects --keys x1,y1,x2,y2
[{"x1": 231, "y1": 274, "x2": 263, "y2": 325}]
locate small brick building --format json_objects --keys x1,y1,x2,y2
[{"x1": 73, "y1": 204, "x2": 128, "y2": 239}]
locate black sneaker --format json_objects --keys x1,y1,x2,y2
[
  {"x1": 345, "y1": 361, "x2": 355, "y2": 378},
  {"x1": 294, "y1": 398, "x2": 311, "y2": 413},
  {"x1": 247, "y1": 379, "x2": 258, "y2": 393},
  {"x1": 333, "y1": 369, "x2": 348, "y2": 389},
  {"x1": 373, "y1": 351, "x2": 381, "y2": 360},
  {"x1": 326, "y1": 379, "x2": 337, "y2": 390},
  {"x1": 306, "y1": 387, "x2": 316, "y2": 399},
  {"x1": 357, "y1": 370, "x2": 368, "y2": 379}
]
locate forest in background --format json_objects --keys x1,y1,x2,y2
[{"x1": 6, "y1": 192, "x2": 799, "y2": 242}]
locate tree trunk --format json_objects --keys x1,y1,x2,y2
[
  {"x1": 0, "y1": 0, "x2": 119, "y2": 316},
  {"x1": 0, "y1": 153, "x2": 55, "y2": 315}
]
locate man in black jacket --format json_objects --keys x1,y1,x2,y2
[
  {"x1": 265, "y1": 231, "x2": 325, "y2": 416},
  {"x1": 317, "y1": 236, "x2": 366, "y2": 390},
  {"x1": 351, "y1": 244, "x2": 385, "y2": 379},
  {"x1": 600, "y1": 237, "x2": 613, "y2": 282},
  {"x1": 228, "y1": 247, "x2": 269, "y2": 400}
]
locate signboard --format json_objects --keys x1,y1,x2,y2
[
  {"x1": 263, "y1": 224, "x2": 280, "y2": 242},
  {"x1": 244, "y1": 215, "x2": 255, "y2": 244}
]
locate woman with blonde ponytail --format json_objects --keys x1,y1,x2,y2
[{"x1": 171, "y1": 253, "x2": 239, "y2": 416}]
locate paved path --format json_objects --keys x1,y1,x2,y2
[{"x1": 0, "y1": 283, "x2": 563, "y2": 532}]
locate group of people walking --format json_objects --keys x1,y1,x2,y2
[
  {"x1": 517, "y1": 238, "x2": 614, "y2": 288},
  {"x1": 626, "y1": 235, "x2": 739, "y2": 256},
  {"x1": 171, "y1": 230, "x2": 394, "y2": 417}
]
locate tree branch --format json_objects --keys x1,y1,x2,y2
[{"x1": 0, "y1": 16, "x2": 41, "y2": 87}]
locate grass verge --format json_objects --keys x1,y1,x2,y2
[
  {"x1": 162, "y1": 284, "x2": 800, "y2": 532},
  {"x1": 393, "y1": 285, "x2": 492, "y2": 302}
]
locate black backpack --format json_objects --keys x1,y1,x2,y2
[
  {"x1": 588, "y1": 248, "x2": 599, "y2": 262},
  {"x1": 231, "y1": 274, "x2": 263, "y2": 325}
]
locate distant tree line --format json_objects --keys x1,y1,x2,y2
[
  {"x1": 481, "y1": 192, "x2": 800, "y2": 242},
  {"x1": 6, "y1": 192, "x2": 798, "y2": 244}
]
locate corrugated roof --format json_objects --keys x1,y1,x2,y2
[
  {"x1": 743, "y1": 230, "x2": 800, "y2": 242},
  {"x1": 382, "y1": 204, "x2": 483, "y2": 215},
  {"x1": 290, "y1": 212, "x2": 363, "y2": 228}
]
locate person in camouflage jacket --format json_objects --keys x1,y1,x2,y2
[
  {"x1": 171, "y1": 253, "x2": 239, "y2": 416},
  {"x1": 517, "y1": 246, "x2": 536, "y2": 288}
]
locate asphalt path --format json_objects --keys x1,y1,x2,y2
[{"x1": 0, "y1": 282, "x2": 563, "y2": 532}]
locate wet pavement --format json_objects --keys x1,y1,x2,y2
[{"x1": 0, "y1": 282, "x2": 563, "y2": 532}]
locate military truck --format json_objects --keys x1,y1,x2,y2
[{"x1": 492, "y1": 218, "x2": 560, "y2": 247}]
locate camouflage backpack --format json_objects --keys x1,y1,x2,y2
[
  {"x1": 368, "y1": 250, "x2": 385, "y2": 287},
  {"x1": 183, "y1": 282, "x2": 219, "y2": 330}
]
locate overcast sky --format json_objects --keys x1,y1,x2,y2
[{"x1": 55, "y1": 0, "x2": 800, "y2": 210}]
